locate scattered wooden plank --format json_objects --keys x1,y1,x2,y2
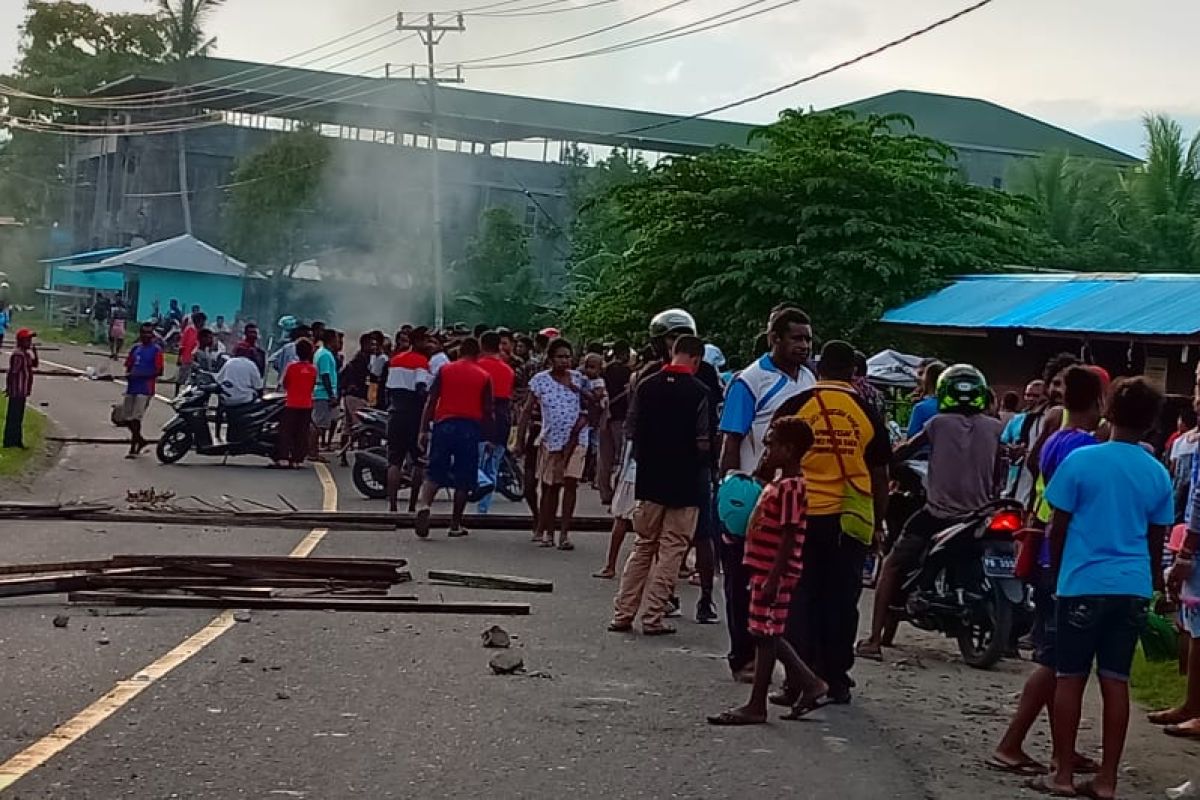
[
  {"x1": 67, "y1": 592, "x2": 531, "y2": 615},
  {"x1": 0, "y1": 369, "x2": 82, "y2": 378},
  {"x1": 427, "y1": 570, "x2": 553, "y2": 593},
  {"x1": 47, "y1": 436, "x2": 157, "y2": 446},
  {"x1": 0, "y1": 574, "x2": 94, "y2": 598}
]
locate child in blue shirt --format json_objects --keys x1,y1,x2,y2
[{"x1": 1036, "y1": 377, "x2": 1173, "y2": 800}]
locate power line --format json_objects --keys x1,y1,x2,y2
[
  {"x1": 449, "y1": 0, "x2": 700, "y2": 66},
  {"x1": 473, "y1": 0, "x2": 618, "y2": 16},
  {"x1": 459, "y1": 0, "x2": 793, "y2": 71},
  {"x1": 614, "y1": 0, "x2": 997, "y2": 137}
]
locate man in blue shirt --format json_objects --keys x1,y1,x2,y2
[
  {"x1": 1037, "y1": 377, "x2": 1173, "y2": 800},
  {"x1": 905, "y1": 359, "x2": 946, "y2": 440},
  {"x1": 311, "y1": 328, "x2": 340, "y2": 460}
]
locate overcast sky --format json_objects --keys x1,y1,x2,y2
[{"x1": 3, "y1": 0, "x2": 1198, "y2": 156}]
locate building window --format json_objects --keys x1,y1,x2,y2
[
  {"x1": 992, "y1": 176, "x2": 1003, "y2": 189},
  {"x1": 524, "y1": 202, "x2": 537, "y2": 233}
]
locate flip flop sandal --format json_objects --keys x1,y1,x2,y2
[
  {"x1": 1072, "y1": 755, "x2": 1101, "y2": 774},
  {"x1": 538, "y1": 539, "x2": 555, "y2": 548},
  {"x1": 642, "y1": 625, "x2": 676, "y2": 636},
  {"x1": 781, "y1": 695, "x2": 832, "y2": 721},
  {"x1": 768, "y1": 687, "x2": 800, "y2": 707},
  {"x1": 557, "y1": 541, "x2": 575, "y2": 551},
  {"x1": 448, "y1": 528, "x2": 470, "y2": 538},
  {"x1": 1023, "y1": 777, "x2": 1077, "y2": 797},
  {"x1": 607, "y1": 621, "x2": 633, "y2": 632},
  {"x1": 1163, "y1": 722, "x2": 1200, "y2": 739},
  {"x1": 592, "y1": 569, "x2": 615, "y2": 579},
  {"x1": 984, "y1": 757, "x2": 1047, "y2": 776},
  {"x1": 414, "y1": 508, "x2": 431, "y2": 539},
  {"x1": 706, "y1": 710, "x2": 766, "y2": 726},
  {"x1": 1148, "y1": 708, "x2": 1194, "y2": 725},
  {"x1": 854, "y1": 641, "x2": 884, "y2": 662}
]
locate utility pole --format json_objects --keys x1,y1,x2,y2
[{"x1": 397, "y1": 11, "x2": 464, "y2": 330}]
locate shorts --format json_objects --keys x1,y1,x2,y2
[
  {"x1": 1056, "y1": 594, "x2": 1148, "y2": 682},
  {"x1": 890, "y1": 507, "x2": 953, "y2": 576},
  {"x1": 610, "y1": 458, "x2": 637, "y2": 521},
  {"x1": 748, "y1": 574, "x2": 798, "y2": 637},
  {"x1": 387, "y1": 409, "x2": 421, "y2": 468},
  {"x1": 693, "y1": 472, "x2": 716, "y2": 542},
  {"x1": 122, "y1": 394, "x2": 152, "y2": 422},
  {"x1": 536, "y1": 444, "x2": 585, "y2": 486},
  {"x1": 427, "y1": 418, "x2": 481, "y2": 491},
  {"x1": 312, "y1": 399, "x2": 337, "y2": 430},
  {"x1": 1182, "y1": 567, "x2": 1200, "y2": 639},
  {"x1": 1031, "y1": 571, "x2": 1058, "y2": 669}
]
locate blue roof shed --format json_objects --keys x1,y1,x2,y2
[{"x1": 882, "y1": 274, "x2": 1200, "y2": 341}]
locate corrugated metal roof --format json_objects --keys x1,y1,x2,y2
[
  {"x1": 38, "y1": 247, "x2": 127, "y2": 266},
  {"x1": 882, "y1": 274, "x2": 1200, "y2": 336},
  {"x1": 77, "y1": 235, "x2": 246, "y2": 278}
]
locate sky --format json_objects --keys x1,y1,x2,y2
[{"x1": 2, "y1": 0, "x2": 1199, "y2": 157}]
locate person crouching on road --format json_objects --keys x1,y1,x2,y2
[
  {"x1": 274, "y1": 338, "x2": 317, "y2": 469},
  {"x1": 708, "y1": 416, "x2": 829, "y2": 725},
  {"x1": 608, "y1": 335, "x2": 709, "y2": 636},
  {"x1": 3, "y1": 328, "x2": 38, "y2": 448}
]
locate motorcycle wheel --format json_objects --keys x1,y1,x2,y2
[
  {"x1": 352, "y1": 461, "x2": 388, "y2": 500},
  {"x1": 956, "y1": 581, "x2": 1012, "y2": 670},
  {"x1": 497, "y1": 452, "x2": 526, "y2": 502},
  {"x1": 155, "y1": 429, "x2": 192, "y2": 464}
]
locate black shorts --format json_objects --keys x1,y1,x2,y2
[
  {"x1": 1031, "y1": 571, "x2": 1058, "y2": 669},
  {"x1": 889, "y1": 507, "x2": 951, "y2": 575},
  {"x1": 1055, "y1": 594, "x2": 1148, "y2": 682},
  {"x1": 387, "y1": 410, "x2": 421, "y2": 468}
]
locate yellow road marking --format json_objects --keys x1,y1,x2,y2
[{"x1": 0, "y1": 462, "x2": 338, "y2": 792}]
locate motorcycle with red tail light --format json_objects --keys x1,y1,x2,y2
[{"x1": 888, "y1": 498, "x2": 1033, "y2": 669}]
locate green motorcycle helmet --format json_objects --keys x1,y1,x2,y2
[{"x1": 936, "y1": 363, "x2": 989, "y2": 413}]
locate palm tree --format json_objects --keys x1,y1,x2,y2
[
  {"x1": 1120, "y1": 114, "x2": 1200, "y2": 268},
  {"x1": 157, "y1": 0, "x2": 225, "y2": 235}
]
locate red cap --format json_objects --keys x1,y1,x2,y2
[
  {"x1": 538, "y1": 327, "x2": 560, "y2": 339},
  {"x1": 15, "y1": 328, "x2": 34, "y2": 340}
]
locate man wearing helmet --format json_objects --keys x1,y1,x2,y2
[
  {"x1": 625, "y1": 309, "x2": 725, "y2": 624},
  {"x1": 857, "y1": 363, "x2": 1005, "y2": 660}
]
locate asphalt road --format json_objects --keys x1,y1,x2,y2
[{"x1": 0, "y1": 343, "x2": 1195, "y2": 799}]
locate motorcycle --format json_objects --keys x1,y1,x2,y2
[
  {"x1": 887, "y1": 497, "x2": 1033, "y2": 669},
  {"x1": 156, "y1": 376, "x2": 284, "y2": 464},
  {"x1": 350, "y1": 410, "x2": 525, "y2": 504}
]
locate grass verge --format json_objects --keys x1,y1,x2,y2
[
  {"x1": 0, "y1": 399, "x2": 48, "y2": 477},
  {"x1": 1131, "y1": 645, "x2": 1188, "y2": 711}
]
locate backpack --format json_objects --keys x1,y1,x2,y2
[{"x1": 717, "y1": 472, "x2": 764, "y2": 538}]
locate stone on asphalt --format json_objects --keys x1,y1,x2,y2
[
  {"x1": 239, "y1": 655, "x2": 255, "y2": 664},
  {"x1": 52, "y1": 614, "x2": 69, "y2": 628},
  {"x1": 488, "y1": 652, "x2": 524, "y2": 674},
  {"x1": 481, "y1": 625, "x2": 511, "y2": 648},
  {"x1": 233, "y1": 609, "x2": 252, "y2": 623},
  {"x1": 97, "y1": 636, "x2": 110, "y2": 645}
]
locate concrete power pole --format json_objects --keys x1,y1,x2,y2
[{"x1": 397, "y1": 12, "x2": 464, "y2": 330}]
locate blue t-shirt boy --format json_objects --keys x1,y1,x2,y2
[
  {"x1": 313, "y1": 345, "x2": 338, "y2": 401},
  {"x1": 1044, "y1": 440, "x2": 1174, "y2": 598}
]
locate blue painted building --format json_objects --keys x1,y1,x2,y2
[
  {"x1": 73, "y1": 235, "x2": 247, "y2": 324},
  {"x1": 882, "y1": 273, "x2": 1200, "y2": 396}
]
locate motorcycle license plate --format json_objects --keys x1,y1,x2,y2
[{"x1": 983, "y1": 554, "x2": 1016, "y2": 577}]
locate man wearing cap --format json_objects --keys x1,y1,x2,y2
[{"x1": 3, "y1": 328, "x2": 38, "y2": 448}]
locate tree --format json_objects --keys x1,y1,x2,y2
[
  {"x1": 566, "y1": 110, "x2": 1035, "y2": 356},
  {"x1": 224, "y1": 128, "x2": 331, "y2": 320},
  {"x1": 156, "y1": 0, "x2": 226, "y2": 234},
  {"x1": 0, "y1": 1, "x2": 166, "y2": 224},
  {"x1": 450, "y1": 207, "x2": 543, "y2": 328},
  {"x1": 1008, "y1": 151, "x2": 1139, "y2": 270},
  {"x1": 1118, "y1": 114, "x2": 1200, "y2": 269}
]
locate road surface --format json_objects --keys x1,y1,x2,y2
[{"x1": 0, "y1": 344, "x2": 1194, "y2": 799}]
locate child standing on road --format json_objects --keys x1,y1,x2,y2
[
  {"x1": 708, "y1": 416, "x2": 828, "y2": 725},
  {"x1": 1032, "y1": 377, "x2": 1174, "y2": 800}
]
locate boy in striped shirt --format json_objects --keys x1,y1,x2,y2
[{"x1": 708, "y1": 416, "x2": 828, "y2": 725}]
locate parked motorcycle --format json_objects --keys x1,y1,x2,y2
[
  {"x1": 350, "y1": 413, "x2": 525, "y2": 504},
  {"x1": 156, "y1": 378, "x2": 284, "y2": 464},
  {"x1": 886, "y1": 497, "x2": 1033, "y2": 669}
]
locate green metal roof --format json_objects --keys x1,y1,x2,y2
[
  {"x1": 94, "y1": 58, "x2": 759, "y2": 154},
  {"x1": 838, "y1": 90, "x2": 1138, "y2": 164}
]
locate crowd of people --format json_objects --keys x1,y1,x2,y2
[{"x1": 5, "y1": 292, "x2": 1200, "y2": 799}]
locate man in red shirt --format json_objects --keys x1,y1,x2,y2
[
  {"x1": 476, "y1": 331, "x2": 516, "y2": 514},
  {"x1": 175, "y1": 311, "x2": 204, "y2": 395},
  {"x1": 4, "y1": 328, "x2": 39, "y2": 448},
  {"x1": 415, "y1": 337, "x2": 493, "y2": 538},
  {"x1": 385, "y1": 328, "x2": 432, "y2": 513}
]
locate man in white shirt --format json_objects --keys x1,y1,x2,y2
[{"x1": 216, "y1": 354, "x2": 263, "y2": 409}]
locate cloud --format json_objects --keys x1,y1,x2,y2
[{"x1": 644, "y1": 60, "x2": 683, "y2": 86}]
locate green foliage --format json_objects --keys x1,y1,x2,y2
[
  {"x1": 0, "y1": 1, "x2": 167, "y2": 224},
  {"x1": 156, "y1": 0, "x2": 225, "y2": 63},
  {"x1": 224, "y1": 129, "x2": 331, "y2": 270},
  {"x1": 451, "y1": 207, "x2": 543, "y2": 329},
  {"x1": 0, "y1": 401, "x2": 47, "y2": 478},
  {"x1": 566, "y1": 111, "x2": 1034, "y2": 356}
]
